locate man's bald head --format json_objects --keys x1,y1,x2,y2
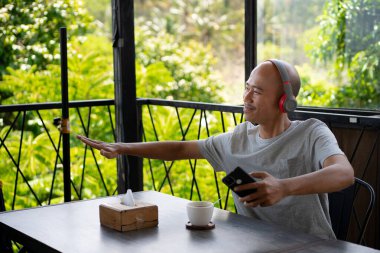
[{"x1": 266, "y1": 59, "x2": 301, "y2": 97}]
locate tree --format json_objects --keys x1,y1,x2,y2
[
  {"x1": 0, "y1": 0, "x2": 94, "y2": 102},
  {"x1": 305, "y1": 0, "x2": 380, "y2": 109},
  {"x1": 135, "y1": 24, "x2": 224, "y2": 103},
  {"x1": 1, "y1": 35, "x2": 114, "y2": 104}
]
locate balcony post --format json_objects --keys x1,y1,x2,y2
[
  {"x1": 59, "y1": 27, "x2": 71, "y2": 202},
  {"x1": 245, "y1": 0, "x2": 257, "y2": 81},
  {"x1": 112, "y1": 0, "x2": 143, "y2": 193}
]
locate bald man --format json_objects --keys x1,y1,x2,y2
[{"x1": 77, "y1": 59, "x2": 354, "y2": 239}]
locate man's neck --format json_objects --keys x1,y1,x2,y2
[{"x1": 258, "y1": 116, "x2": 292, "y2": 139}]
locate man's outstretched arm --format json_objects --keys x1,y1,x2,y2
[{"x1": 76, "y1": 135, "x2": 203, "y2": 161}]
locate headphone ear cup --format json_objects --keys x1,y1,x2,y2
[
  {"x1": 279, "y1": 94, "x2": 287, "y2": 113},
  {"x1": 284, "y1": 96, "x2": 298, "y2": 112}
]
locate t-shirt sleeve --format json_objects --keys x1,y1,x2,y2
[
  {"x1": 198, "y1": 132, "x2": 232, "y2": 172},
  {"x1": 310, "y1": 122, "x2": 344, "y2": 169}
]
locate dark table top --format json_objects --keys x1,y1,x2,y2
[{"x1": 0, "y1": 191, "x2": 378, "y2": 253}]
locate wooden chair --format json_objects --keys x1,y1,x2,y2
[{"x1": 328, "y1": 177, "x2": 375, "y2": 245}]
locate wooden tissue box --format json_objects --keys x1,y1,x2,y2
[{"x1": 99, "y1": 202, "x2": 158, "y2": 232}]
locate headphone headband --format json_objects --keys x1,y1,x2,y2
[
  {"x1": 268, "y1": 59, "x2": 290, "y2": 85},
  {"x1": 267, "y1": 59, "x2": 297, "y2": 113}
]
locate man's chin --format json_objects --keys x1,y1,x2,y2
[{"x1": 244, "y1": 115, "x2": 257, "y2": 124}]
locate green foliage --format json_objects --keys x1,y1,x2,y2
[
  {"x1": 0, "y1": 106, "x2": 118, "y2": 210},
  {"x1": 0, "y1": 123, "x2": 63, "y2": 209},
  {"x1": 297, "y1": 64, "x2": 339, "y2": 107},
  {"x1": 257, "y1": 0, "x2": 326, "y2": 64},
  {"x1": 2, "y1": 14, "x2": 224, "y2": 104},
  {"x1": 0, "y1": 0, "x2": 95, "y2": 104},
  {"x1": 1, "y1": 35, "x2": 114, "y2": 104},
  {"x1": 134, "y1": 0, "x2": 243, "y2": 103},
  {"x1": 135, "y1": 25, "x2": 224, "y2": 102},
  {"x1": 2, "y1": 65, "x2": 61, "y2": 103},
  {"x1": 0, "y1": 28, "x2": 117, "y2": 207},
  {"x1": 257, "y1": 42, "x2": 293, "y2": 62},
  {"x1": 135, "y1": 0, "x2": 244, "y2": 53},
  {"x1": 333, "y1": 44, "x2": 380, "y2": 108},
  {"x1": 0, "y1": 35, "x2": 115, "y2": 205},
  {"x1": 305, "y1": 0, "x2": 380, "y2": 109},
  {"x1": 0, "y1": 0, "x2": 94, "y2": 75},
  {"x1": 65, "y1": 35, "x2": 114, "y2": 100}
]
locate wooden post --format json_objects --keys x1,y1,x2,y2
[
  {"x1": 245, "y1": 0, "x2": 257, "y2": 81},
  {"x1": 59, "y1": 27, "x2": 71, "y2": 202},
  {"x1": 111, "y1": 0, "x2": 143, "y2": 193}
]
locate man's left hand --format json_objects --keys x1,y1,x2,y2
[{"x1": 235, "y1": 171, "x2": 287, "y2": 207}]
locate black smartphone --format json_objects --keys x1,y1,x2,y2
[{"x1": 222, "y1": 167, "x2": 257, "y2": 197}]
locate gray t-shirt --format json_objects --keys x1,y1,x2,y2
[{"x1": 198, "y1": 118, "x2": 343, "y2": 239}]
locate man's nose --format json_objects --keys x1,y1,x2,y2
[{"x1": 243, "y1": 89, "x2": 252, "y2": 102}]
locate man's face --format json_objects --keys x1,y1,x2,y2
[{"x1": 243, "y1": 62, "x2": 283, "y2": 124}]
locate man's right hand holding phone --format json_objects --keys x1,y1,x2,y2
[{"x1": 235, "y1": 171, "x2": 287, "y2": 208}]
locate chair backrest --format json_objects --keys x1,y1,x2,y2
[
  {"x1": 328, "y1": 177, "x2": 375, "y2": 245},
  {"x1": 0, "y1": 181, "x2": 6, "y2": 212},
  {"x1": 0, "y1": 181, "x2": 14, "y2": 253}
]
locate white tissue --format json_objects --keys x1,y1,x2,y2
[{"x1": 121, "y1": 189, "x2": 136, "y2": 206}]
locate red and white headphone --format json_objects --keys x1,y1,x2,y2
[{"x1": 267, "y1": 59, "x2": 298, "y2": 113}]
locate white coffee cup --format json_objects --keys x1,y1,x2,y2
[{"x1": 186, "y1": 201, "x2": 214, "y2": 226}]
